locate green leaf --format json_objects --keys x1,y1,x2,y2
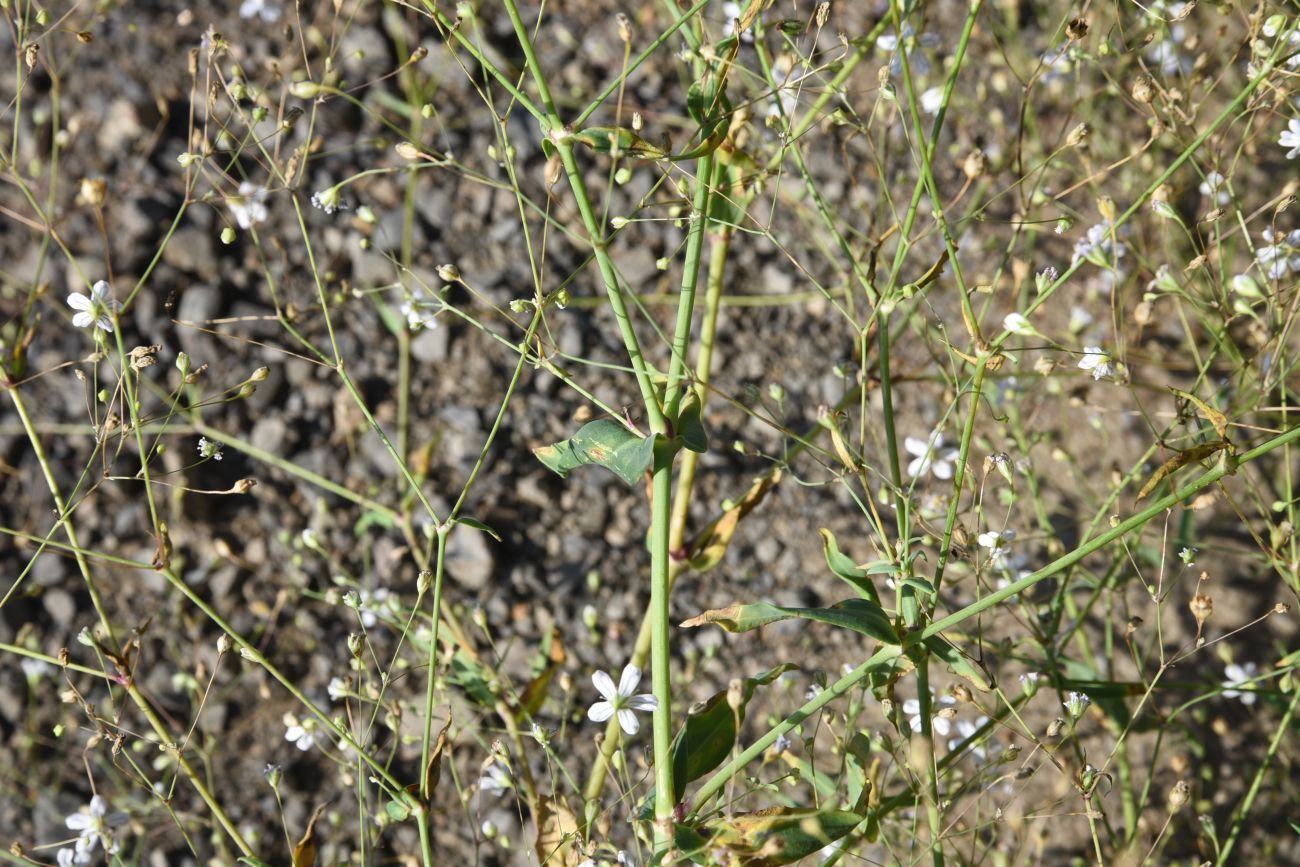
[
  {"x1": 457, "y1": 516, "x2": 501, "y2": 541},
  {"x1": 678, "y1": 392, "x2": 709, "y2": 454},
  {"x1": 924, "y1": 636, "x2": 993, "y2": 693},
  {"x1": 353, "y1": 508, "x2": 396, "y2": 537},
  {"x1": 570, "y1": 126, "x2": 666, "y2": 160},
  {"x1": 703, "y1": 806, "x2": 865, "y2": 866},
  {"x1": 533, "y1": 419, "x2": 656, "y2": 487},
  {"x1": 819, "y1": 528, "x2": 881, "y2": 603},
  {"x1": 670, "y1": 664, "x2": 795, "y2": 801},
  {"x1": 448, "y1": 652, "x2": 496, "y2": 708},
  {"x1": 682, "y1": 599, "x2": 898, "y2": 644}
]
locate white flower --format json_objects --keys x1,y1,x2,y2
[
  {"x1": 197, "y1": 437, "x2": 223, "y2": 461},
  {"x1": 65, "y1": 795, "x2": 129, "y2": 857},
  {"x1": 1198, "y1": 171, "x2": 1230, "y2": 205},
  {"x1": 401, "y1": 287, "x2": 441, "y2": 330},
  {"x1": 57, "y1": 848, "x2": 91, "y2": 867},
  {"x1": 1280, "y1": 119, "x2": 1300, "y2": 159},
  {"x1": 1222, "y1": 661, "x2": 1258, "y2": 705},
  {"x1": 977, "y1": 529, "x2": 1016, "y2": 565},
  {"x1": 1077, "y1": 346, "x2": 1113, "y2": 380},
  {"x1": 1063, "y1": 690, "x2": 1091, "y2": 717},
  {"x1": 905, "y1": 431, "x2": 959, "y2": 480},
  {"x1": 1019, "y1": 671, "x2": 1040, "y2": 687},
  {"x1": 902, "y1": 695, "x2": 955, "y2": 736},
  {"x1": 1003, "y1": 312, "x2": 1034, "y2": 335},
  {"x1": 358, "y1": 587, "x2": 390, "y2": 628},
  {"x1": 229, "y1": 181, "x2": 268, "y2": 229},
  {"x1": 587, "y1": 663, "x2": 658, "y2": 736},
  {"x1": 947, "y1": 715, "x2": 992, "y2": 762},
  {"x1": 919, "y1": 86, "x2": 944, "y2": 115},
  {"x1": 877, "y1": 24, "x2": 940, "y2": 77},
  {"x1": 20, "y1": 657, "x2": 53, "y2": 680},
  {"x1": 1072, "y1": 222, "x2": 1126, "y2": 267},
  {"x1": 480, "y1": 760, "x2": 512, "y2": 795},
  {"x1": 239, "y1": 0, "x2": 281, "y2": 22},
  {"x1": 283, "y1": 714, "x2": 317, "y2": 751},
  {"x1": 67, "y1": 281, "x2": 121, "y2": 332},
  {"x1": 310, "y1": 186, "x2": 348, "y2": 214},
  {"x1": 327, "y1": 676, "x2": 347, "y2": 701}
]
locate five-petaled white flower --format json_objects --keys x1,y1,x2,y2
[
  {"x1": 877, "y1": 24, "x2": 940, "y2": 77},
  {"x1": 1077, "y1": 346, "x2": 1114, "y2": 380},
  {"x1": 67, "y1": 281, "x2": 121, "y2": 332},
  {"x1": 283, "y1": 713, "x2": 317, "y2": 751},
  {"x1": 480, "y1": 760, "x2": 513, "y2": 795},
  {"x1": 1222, "y1": 661, "x2": 1258, "y2": 705},
  {"x1": 977, "y1": 528, "x2": 1016, "y2": 565},
  {"x1": 902, "y1": 694, "x2": 955, "y2": 736},
  {"x1": 905, "y1": 431, "x2": 959, "y2": 480},
  {"x1": 1280, "y1": 119, "x2": 1300, "y2": 160},
  {"x1": 239, "y1": 0, "x2": 282, "y2": 22},
  {"x1": 229, "y1": 181, "x2": 269, "y2": 229},
  {"x1": 947, "y1": 715, "x2": 993, "y2": 762},
  {"x1": 64, "y1": 795, "x2": 128, "y2": 859},
  {"x1": 327, "y1": 676, "x2": 347, "y2": 701},
  {"x1": 587, "y1": 664, "x2": 657, "y2": 736},
  {"x1": 1198, "y1": 171, "x2": 1230, "y2": 205}
]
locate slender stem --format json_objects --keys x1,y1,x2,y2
[{"x1": 1215, "y1": 685, "x2": 1300, "y2": 865}]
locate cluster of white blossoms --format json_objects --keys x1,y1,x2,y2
[{"x1": 57, "y1": 796, "x2": 128, "y2": 866}]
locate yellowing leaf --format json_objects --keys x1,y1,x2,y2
[{"x1": 291, "y1": 804, "x2": 327, "y2": 867}]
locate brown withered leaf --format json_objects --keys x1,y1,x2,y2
[{"x1": 291, "y1": 803, "x2": 328, "y2": 867}]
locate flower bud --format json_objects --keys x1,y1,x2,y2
[
  {"x1": 437, "y1": 263, "x2": 461, "y2": 282},
  {"x1": 217, "y1": 634, "x2": 234, "y2": 655}
]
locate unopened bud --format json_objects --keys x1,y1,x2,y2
[
  {"x1": 395, "y1": 141, "x2": 420, "y2": 161},
  {"x1": 727, "y1": 678, "x2": 745, "y2": 711},
  {"x1": 347, "y1": 632, "x2": 363, "y2": 657},
  {"x1": 951, "y1": 684, "x2": 973, "y2": 704},
  {"x1": 617, "y1": 13, "x2": 632, "y2": 43},
  {"x1": 249, "y1": 366, "x2": 269, "y2": 382},
  {"x1": 1066, "y1": 122, "x2": 1090, "y2": 148},
  {"x1": 291, "y1": 81, "x2": 324, "y2": 99},
  {"x1": 963, "y1": 149, "x2": 987, "y2": 179},
  {"x1": 437, "y1": 263, "x2": 461, "y2": 282},
  {"x1": 217, "y1": 634, "x2": 234, "y2": 655}
]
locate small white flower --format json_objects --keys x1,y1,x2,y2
[
  {"x1": 1198, "y1": 171, "x2": 1230, "y2": 205},
  {"x1": 401, "y1": 287, "x2": 441, "y2": 331},
  {"x1": 65, "y1": 795, "x2": 129, "y2": 857},
  {"x1": 919, "y1": 86, "x2": 944, "y2": 115},
  {"x1": 239, "y1": 0, "x2": 282, "y2": 22},
  {"x1": 877, "y1": 24, "x2": 940, "y2": 77},
  {"x1": 20, "y1": 657, "x2": 53, "y2": 680},
  {"x1": 228, "y1": 181, "x2": 269, "y2": 229},
  {"x1": 327, "y1": 676, "x2": 347, "y2": 701},
  {"x1": 197, "y1": 437, "x2": 224, "y2": 461},
  {"x1": 67, "y1": 281, "x2": 121, "y2": 332},
  {"x1": 1003, "y1": 312, "x2": 1034, "y2": 335},
  {"x1": 905, "y1": 431, "x2": 959, "y2": 480},
  {"x1": 1019, "y1": 671, "x2": 1040, "y2": 687},
  {"x1": 1072, "y1": 222, "x2": 1126, "y2": 267},
  {"x1": 587, "y1": 663, "x2": 658, "y2": 736},
  {"x1": 283, "y1": 714, "x2": 317, "y2": 751},
  {"x1": 1222, "y1": 662, "x2": 1258, "y2": 705},
  {"x1": 310, "y1": 186, "x2": 348, "y2": 214},
  {"x1": 1063, "y1": 690, "x2": 1091, "y2": 717},
  {"x1": 1281, "y1": 119, "x2": 1300, "y2": 159},
  {"x1": 1077, "y1": 346, "x2": 1114, "y2": 380},
  {"x1": 57, "y1": 848, "x2": 91, "y2": 867},
  {"x1": 977, "y1": 529, "x2": 1016, "y2": 565},
  {"x1": 480, "y1": 760, "x2": 512, "y2": 795},
  {"x1": 902, "y1": 695, "x2": 955, "y2": 737},
  {"x1": 358, "y1": 587, "x2": 390, "y2": 628},
  {"x1": 947, "y1": 715, "x2": 992, "y2": 762}
]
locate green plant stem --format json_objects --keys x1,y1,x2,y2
[
  {"x1": 5, "y1": 380, "x2": 253, "y2": 856},
  {"x1": 1215, "y1": 685, "x2": 1300, "y2": 865},
  {"x1": 690, "y1": 422, "x2": 1300, "y2": 813}
]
